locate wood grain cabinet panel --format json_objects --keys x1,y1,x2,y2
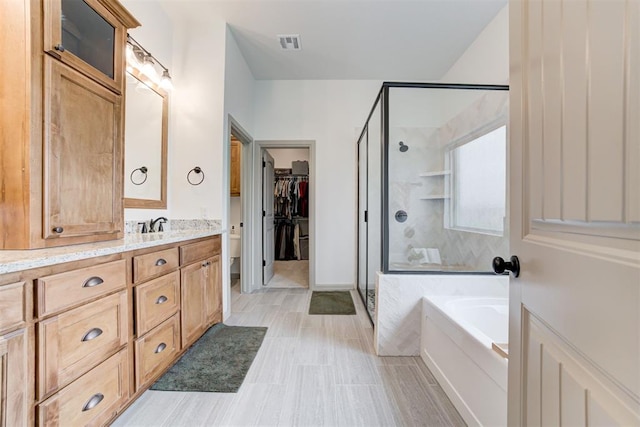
[
  {"x1": 230, "y1": 138, "x2": 241, "y2": 197},
  {"x1": 38, "y1": 291, "x2": 128, "y2": 400},
  {"x1": 135, "y1": 271, "x2": 180, "y2": 336},
  {"x1": 180, "y1": 261, "x2": 207, "y2": 348},
  {"x1": 134, "y1": 314, "x2": 180, "y2": 390},
  {"x1": 133, "y1": 248, "x2": 179, "y2": 284},
  {"x1": 205, "y1": 255, "x2": 222, "y2": 325},
  {"x1": 43, "y1": 57, "x2": 123, "y2": 243},
  {"x1": 0, "y1": 328, "x2": 32, "y2": 427},
  {"x1": 181, "y1": 254, "x2": 222, "y2": 348},
  {"x1": 180, "y1": 236, "x2": 220, "y2": 266},
  {"x1": 0, "y1": 282, "x2": 28, "y2": 334},
  {"x1": 37, "y1": 259, "x2": 126, "y2": 318},
  {"x1": 38, "y1": 348, "x2": 129, "y2": 427}
]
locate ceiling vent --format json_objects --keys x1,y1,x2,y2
[{"x1": 278, "y1": 34, "x2": 301, "y2": 51}]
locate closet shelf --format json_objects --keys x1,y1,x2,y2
[{"x1": 419, "y1": 170, "x2": 451, "y2": 177}]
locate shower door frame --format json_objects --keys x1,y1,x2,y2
[{"x1": 380, "y1": 82, "x2": 509, "y2": 275}]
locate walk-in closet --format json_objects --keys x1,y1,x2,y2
[{"x1": 264, "y1": 148, "x2": 310, "y2": 288}]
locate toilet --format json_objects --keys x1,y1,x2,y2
[{"x1": 229, "y1": 234, "x2": 241, "y2": 266}]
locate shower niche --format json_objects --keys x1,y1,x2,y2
[{"x1": 356, "y1": 82, "x2": 509, "y2": 322}]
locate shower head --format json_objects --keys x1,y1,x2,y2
[{"x1": 399, "y1": 141, "x2": 409, "y2": 152}]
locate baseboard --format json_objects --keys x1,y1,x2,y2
[{"x1": 311, "y1": 283, "x2": 355, "y2": 291}]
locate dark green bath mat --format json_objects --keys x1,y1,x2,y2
[
  {"x1": 151, "y1": 323, "x2": 267, "y2": 393},
  {"x1": 308, "y1": 291, "x2": 356, "y2": 315}
]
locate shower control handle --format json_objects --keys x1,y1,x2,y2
[{"x1": 492, "y1": 256, "x2": 520, "y2": 278}]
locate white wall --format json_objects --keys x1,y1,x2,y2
[
  {"x1": 442, "y1": 5, "x2": 509, "y2": 84},
  {"x1": 254, "y1": 80, "x2": 381, "y2": 288},
  {"x1": 266, "y1": 148, "x2": 310, "y2": 169},
  {"x1": 121, "y1": 1, "x2": 173, "y2": 222}
]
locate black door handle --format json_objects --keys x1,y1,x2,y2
[{"x1": 492, "y1": 256, "x2": 520, "y2": 278}]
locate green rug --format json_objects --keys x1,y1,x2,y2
[
  {"x1": 151, "y1": 324, "x2": 267, "y2": 393},
  {"x1": 308, "y1": 291, "x2": 356, "y2": 315}
]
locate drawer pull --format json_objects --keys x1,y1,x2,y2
[
  {"x1": 82, "y1": 276, "x2": 104, "y2": 288},
  {"x1": 202, "y1": 261, "x2": 211, "y2": 267},
  {"x1": 155, "y1": 258, "x2": 167, "y2": 266},
  {"x1": 52, "y1": 226, "x2": 64, "y2": 234},
  {"x1": 155, "y1": 342, "x2": 167, "y2": 353},
  {"x1": 82, "y1": 393, "x2": 104, "y2": 412},
  {"x1": 81, "y1": 328, "x2": 103, "y2": 342},
  {"x1": 155, "y1": 295, "x2": 168, "y2": 304}
]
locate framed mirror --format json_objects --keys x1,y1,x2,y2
[{"x1": 123, "y1": 70, "x2": 168, "y2": 208}]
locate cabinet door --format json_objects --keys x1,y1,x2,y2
[
  {"x1": 230, "y1": 139, "x2": 241, "y2": 197},
  {"x1": 0, "y1": 328, "x2": 32, "y2": 427},
  {"x1": 43, "y1": 0, "x2": 135, "y2": 93},
  {"x1": 43, "y1": 57, "x2": 123, "y2": 242},
  {"x1": 204, "y1": 255, "x2": 222, "y2": 325},
  {"x1": 180, "y1": 262, "x2": 206, "y2": 347}
]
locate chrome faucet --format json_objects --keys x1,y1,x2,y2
[{"x1": 149, "y1": 217, "x2": 167, "y2": 232}]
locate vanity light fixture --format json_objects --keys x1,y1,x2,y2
[{"x1": 126, "y1": 34, "x2": 173, "y2": 90}]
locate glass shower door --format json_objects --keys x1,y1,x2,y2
[{"x1": 357, "y1": 128, "x2": 368, "y2": 308}]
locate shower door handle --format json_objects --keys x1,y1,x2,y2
[
  {"x1": 492, "y1": 256, "x2": 520, "y2": 278},
  {"x1": 364, "y1": 211, "x2": 368, "y2": 222}
]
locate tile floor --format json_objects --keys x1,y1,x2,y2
[
  {"x1": 112, "y1": 284, "x2": 465, "y2": 426},
  {"x1": 265, "y1": 260, "x2": 309, "y2": 288}
]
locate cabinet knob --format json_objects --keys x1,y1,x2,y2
[
  {"x1": 82, "y1": 393, "x2": 104, "y2": 412},
  {"x1": 52, "y1": 226, "x2": 64, "y2": 234},
  {"x1": 54, "y1": 43, "x2": 65, "y2": 52}
]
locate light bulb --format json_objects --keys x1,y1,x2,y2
[
  {"x1": 160, "y1": 70, "x2": 173, "y2": 91},
  {"x1": 142, "y1": 56, "x2": 157, "y2": 81}
]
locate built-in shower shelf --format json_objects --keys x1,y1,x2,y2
[
  {"x1": 420, "y1": 195, "x2": 450, "y2": 200},
  {"x1": 419, "y1": 170, "x2": 451, "y2": 177}
]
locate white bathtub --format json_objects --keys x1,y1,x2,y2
[{"x1": 421, "y1": 295, "x2": 508, "y2": 427}]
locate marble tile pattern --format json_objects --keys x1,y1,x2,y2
[
  {"x1": 374, "y1": 272, "x2": 508, "y2": 356},
  {"x1": 0, "y1": 226, "x2": 222, "y2": 275},
  {"x1": 112, "y1": 285, "x2": 466, "y2": 427},
  {"x1": 387, "y1": 90, "x2": 509, "y2": 272}
]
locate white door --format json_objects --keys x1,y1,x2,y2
[
  {"x1": 509, "y1": 1, "x2": 640, "y2": 425},
  {"x1": 262, "y1": 150, "x2": 275, "y2": 284}
]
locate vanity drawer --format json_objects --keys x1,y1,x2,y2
[
  {"x1": 135, "y1": 271, "x2": 180, "y2": 336},
  {"x1": 133, "y1": 247, "x2": 179, "y2": 283},
  {"x1": 0, "y1": 281, "x2": 28, "y2": 333},
  {"x1": 38, "y1": 348, "x2": 130, "y2": 427},
  {"x1": 37, "y1": 259, "x2": 126, "y2": 317},
  {"x1": 38, "y1": 291, "x2": 128, "y2": 399},
  {"x1": 134, "y1": 313, "x2": 180, "y2": 390},
  {"x1": 180, "y1": 236, "x2": 220, "y2": 266}
]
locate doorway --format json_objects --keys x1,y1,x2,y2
[
  {"x1": 262, "y1": 147, "x2": 310, "y2": 288},
  {"x1": 251, "y1": 140, "x2": 316, "y2": 292}
]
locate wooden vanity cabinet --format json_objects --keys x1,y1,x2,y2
[
  {"x1": 180, "y1": 237, "x2": 222, "y2": 348},
  {"x1": 0, "y1": 280, "x2": 33, "y2": 427},
  {"x1": 0, "y1": 0, "x2": 139, "y2": 249}
]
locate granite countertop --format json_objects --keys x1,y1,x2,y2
[{"x1": 0, "y1": 228, "x2": 223, "y2": 275}]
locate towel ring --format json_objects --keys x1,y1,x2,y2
[
  {"x1": 187, "y1": 166, "x2": 205, "y2": 185},
  {"x1": 130, "y1": 166, "x2": 148, "y2": 185}
]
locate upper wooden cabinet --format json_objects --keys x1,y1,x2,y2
[
  {"x1": 0, "y1": 0, "x2": 139, "y2": 249},
  {"x1": 230, "y1": 138, "x2": 241, "y2": 197},
  {"x1": 43, "y1": 0, "x2": 138, "y2": 93}
]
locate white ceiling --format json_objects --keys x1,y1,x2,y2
[{"x1": 161, "y1": 0, "x2": 507, "y2": 80}]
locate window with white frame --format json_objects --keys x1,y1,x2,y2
[{"x1": 447, "y1": 125, "x2": 506, "y2": 235}]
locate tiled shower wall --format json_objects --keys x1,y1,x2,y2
[{"x1": 388, "y1": 91, "x2": 509, "y2": 271}]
